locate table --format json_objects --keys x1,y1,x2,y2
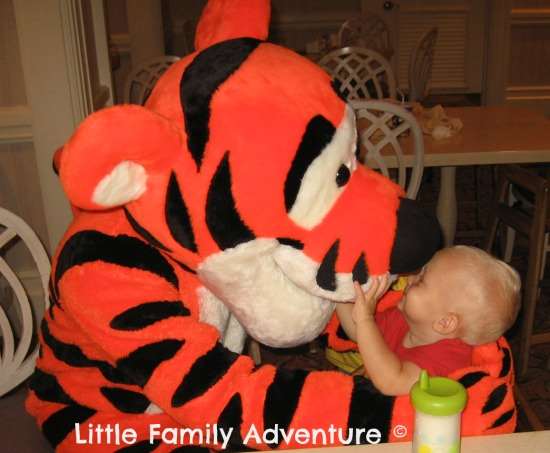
[
  {"x1": 276, "y1": 430, "x2": 550, "y2": 453},
  {"x1": 367, "y1": 106, "x2": 550, "y2": 245}
]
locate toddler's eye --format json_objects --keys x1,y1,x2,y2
[{"x1": 336, "y1": 164, "x2": 351, "y2": 187}]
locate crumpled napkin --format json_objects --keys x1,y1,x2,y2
[{"x1": 412, "y1": 104, "x2": 463, "y2": 140}]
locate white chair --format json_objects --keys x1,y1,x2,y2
[
  {"x1": 337, "y1": 13, "x2": 393, "y2": 60},
  {"x1": 123, "y1": 55, "x2": 181, "y2": 105},
  {"x1": 0, "y1": 208, "x2": 50, "y2": 396},
  {"x1": 408, "y1": 27, "x2": 438, "y2": 103},
  {"x1": 318, "y1": 47, "x2": 397, "y2": 101},
  {"x1": 351, "y1": 100, "x2": 424, "y2": 199}
]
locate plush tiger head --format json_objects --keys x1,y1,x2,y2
[{"x1": 58, "y1": 0, "x2": 441, "y2": 348}]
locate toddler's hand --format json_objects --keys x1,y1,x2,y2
[{"x1": 352, "y1": 275, "x2": 390, "y2": 323}]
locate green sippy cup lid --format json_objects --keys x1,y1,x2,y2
[{"x1": 410, "y1": 370, "x2": 468, "y2": 416}]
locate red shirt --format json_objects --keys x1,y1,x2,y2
[{"x1": 375, "y1": 307, "x2": 473, "y2": 376}]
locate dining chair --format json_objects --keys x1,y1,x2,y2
[
  {"x1": 502, "y1": 165, "x2": 550, "y2": 275},
  {"x1": 351, "y1": 99, "x2": 424, "y2": 199},
  {"x1": 123, "y1": 55, "x2": 181, "y2": 105},
  {"x1": 0, "y1": 207, "x2": 50, "y2": 396},
  {"x1": 318, "y1": 47, "x2": 397, "y2": 101},
  {"x1": 408, "y1": 27, "x2": 438, "y2": 103},
  {"x1": 337, "y1": 13, "x2": 393, "y2": 61},
  {"x1": 483, "y1": 164, "x2": 550, "y2": 380}
]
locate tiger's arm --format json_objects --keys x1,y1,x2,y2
[{"x1": 56, "y1": 237, "x2": 394, "y2": 450}]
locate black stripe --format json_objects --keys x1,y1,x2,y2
[
  {"x1": 48, "y1": 278, "x2": 60, "y2": 319},
  {"x1": 217, "y1": 393, "x2": 252, "y2": 452},
  {"x1": 263, "y1": 368, "x2": 308, "y2": 447},
  {"x1": 42, "y1": 321, "x2": 91, "y2": 367},
  {"x1": 336, "y1": 324, "x2": 351, "y2": 341},
  {"x1": 124, "y1": 207, "x2": 171, "y2": 252},
  {"x1": 482, "y1": 384, "x2": 508, "y2": 414},
  {"x1": 117, "y1": 339, "x2": 184, "y2": 387},
  {"x1": 48, "y1": 278, "x2": 58, "y2": 305},
  {"x1": 110, "y1": 301, "x2": 190, "y2": 331},
  {"x1": 42, "y1": 405, "x2": 96, "y2": 448},
  {"x1": 317, "y1": 332, "x2": 329, "y2": 349},
  {"x1": 41, "y1": 321, "x2": 134, "y2": 385},
  {"x1": 170, "y1": 256, "x2": 197, "y2": 275},
  {"x1": 277, "y1": 237, "x2": 304, "y2": 250},
  {"x1": 352, "y1": 253, "x2": 368, "y2": 285},
  {"x1": 100, "y1": 387, "x2": 152, "y2": 413},
  {"x1": 181, "y1": 37, "x2": 261, "y2": 168},
  {"x1": 490, "y1": 408, "x2": 515, "y2": 429},
  {"x1": 28, "y1": 368, "x2": 76, "y2": 405},
  {"x1": 206, "y1": 153, "x2": 255, "y2": 250},
  {"x1": 48, "y1": 294, "x2": 56, "y2": 319},
  {"x1": 348, "y1": 376, "x2": 393, "y2": 443},
  {"x1": 116, "y1": 440, "x2": 162, "y2": 452},
  {"x1": 172, "y1": 343, "x2": 239, "y2": 407},
  {"x1": 458, "y1": 372, "x2": 489, "y2": 389},
  {"x1": 499, "y1": 348, "x2": 512, "y2": 378},
  {"x1": 55, "y1": 230, "x2": 179, "y2": 291},
  {"x1": 316, "y1": 240, "x2": 340, "y2": 291},
  {"x1": 284, "y1": 115, "x2": 336, "y2": 212},
  {"x1": 165, "y1": 172, "x2": 198, "y2": 252}
]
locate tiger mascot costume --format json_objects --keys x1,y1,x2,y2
[{"x1": 27, "y1": 0, "x2": 517, "y2": 451}]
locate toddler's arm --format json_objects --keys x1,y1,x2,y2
[
  {"x1": 335, "y1": 301, "x2": 357, "y2": 341},
  {"x1": 353, "y1": 279, "x2": 421, "y2": 396}
]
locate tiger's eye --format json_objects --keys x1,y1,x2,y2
[{"x1": 336, "y1": 164, "x2": 351, "y2": 187}]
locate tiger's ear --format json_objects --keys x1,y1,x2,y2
[
  {"x1": 60, "y1": 105, "x2": 183, "y2": 211},
  {"x1": 195, "y1": 0, "x2": 270, "y2": 51}
]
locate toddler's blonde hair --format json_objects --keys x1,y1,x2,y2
[{"x1": 446, "y1": 246, "x2": 521, "y2": 345}]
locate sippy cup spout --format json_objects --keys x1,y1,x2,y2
[{"x1": 419, "y1": 369, "x2": 430, "y2": 391}]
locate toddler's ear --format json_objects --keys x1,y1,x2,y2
[
  {"x1": 433, "y1": 313, "x2": 459, "y2": 336},
  {"x1": 59, "y1": 105, "x2": 183, "y2": 211}
]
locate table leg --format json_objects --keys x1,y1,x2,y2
[{"x1": 436, "y1": 166, "x2": 457, "y2": 246}]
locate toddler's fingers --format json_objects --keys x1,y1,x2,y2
[
  {"x1": 376, "y1": 274, "x2": 391, "y2": 298},
  {"x1": 364, "y1": 277, "x2": 381, "y2": 300},
  {"x1": 353, "y1": 281, "x2": 365, "y2": 301}
]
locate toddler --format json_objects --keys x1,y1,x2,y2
[{"x1": 336, "y1": 246, "x2": 520, "y2": 396}]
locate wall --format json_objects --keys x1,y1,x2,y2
[
  {"x1": 162, "y1": 0, "x2": 206, "y2": 56},
  {"x1": 107, "y1": 0, "x2": 164, "y2": 103},
  {"x1": 162, "y1": 0, "x2": 360, "y2": 56},
  {"x1": 507, "y1": 0, "x2": 550, "y2": 110},
  {"x1": 106, "y1": 0, "x2": 131, "y2": 101},
  {"x1": 0, "y1": 0, "x2": 49, "y2": 333},
  {"x1": 0, "y1": 0, "x2": 49, "y2": 246}
]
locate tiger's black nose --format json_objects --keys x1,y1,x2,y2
[{"x1": 389, "y1": 198, "x2": 442, "y2": 274}]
